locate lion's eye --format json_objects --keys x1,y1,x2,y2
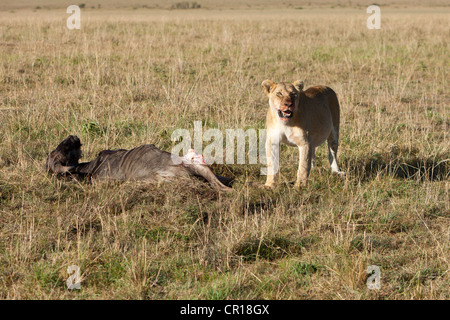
[{"x1": 276, "y1": 92, "x2": 283, "y2": 97}]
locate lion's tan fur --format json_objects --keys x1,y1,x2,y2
[{"x1": 262, "y1": 79, "x2": 344, "y2": 188}]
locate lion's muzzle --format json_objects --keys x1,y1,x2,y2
[{"x1": 277, "y1": 101, "x2": 294, "y2": 120}]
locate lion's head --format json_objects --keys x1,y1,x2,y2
[{"x1": 262, "y1": 79, "x2": 304, "y2": 122}]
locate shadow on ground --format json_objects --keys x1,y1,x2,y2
[{"x1": 348, "y1": 151, "x2": 449, "y2": 182}]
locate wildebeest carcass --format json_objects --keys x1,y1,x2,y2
[{"x1": 45, "y1": 135, "x2": 232, "y2": 192}]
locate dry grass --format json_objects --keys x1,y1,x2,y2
[{"x1": 0, "y1": 4, "x2": 449, "y2": 299}]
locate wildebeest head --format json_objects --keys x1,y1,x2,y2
[{"x1": 45, "y1": 135, "x2": 82, "y2": 174}]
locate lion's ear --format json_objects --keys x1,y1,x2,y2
[
  {"x1": 293, "y1": 80, "x2": 304, "y2": 92},
  {"x1": 262, "y1": 79, "x2": 276, "y2": 96}
]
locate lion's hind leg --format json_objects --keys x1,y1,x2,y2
[{"x1": 327, "y1": 129, "x2": 345, "y2": 176}]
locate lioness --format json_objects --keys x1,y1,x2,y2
[{"x1": 261, "y1": 79, "x2": 344, "y2": 189}]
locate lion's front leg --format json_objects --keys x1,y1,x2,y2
[
  {"x1": 264, "y1": 136, "x2": 280, "y2": 189},
  {"x1": 294, "y1": 144, "x2": 312, "y2": 189}
]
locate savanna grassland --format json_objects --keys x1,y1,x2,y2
[{"x1": 0, "y1": 1, "x2": 449, "y2": 299}]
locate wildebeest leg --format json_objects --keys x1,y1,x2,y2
[{"x1": 184, "y1": 164, "x2": 232, "y2": 192}]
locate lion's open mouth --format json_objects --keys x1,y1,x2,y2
[{"x1": 278, "y1": 109, "x2": 293, "y2": 119}]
